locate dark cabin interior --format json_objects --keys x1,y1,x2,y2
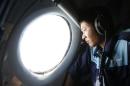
[{"x1": 0, "y1": 0, "x2": 130, "y2": 86}]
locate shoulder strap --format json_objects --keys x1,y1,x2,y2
[
  {"x1": 118, "y1": 32, "x2": 130, "y2": 41},
  {"x1": 104, "y1": 28, "x2": 130, "y2": 58}
]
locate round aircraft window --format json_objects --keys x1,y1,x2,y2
[
  {"x1": 18, "y1": 14, "x2": 70, "y2": 74},
  {"x1": 7, "y1": 6, "x2": 81, "y2": 86}
]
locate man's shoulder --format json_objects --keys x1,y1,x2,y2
[
  {"x1": 104, "y1": 28, "x2": 130, "y2": 58},
  {"x1": 73, "y1": 43, "x2": 91, "y2": 65},
  {"x1": 117, "y1": 28, "x2": 130, "y2": 41},
  {"x1": 78, "y1": 43, "x2": 90, "y2": 56}
]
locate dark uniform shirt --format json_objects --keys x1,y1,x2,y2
[{"x1": 69, "y1": 29, "x2": 130, "y2": 86}]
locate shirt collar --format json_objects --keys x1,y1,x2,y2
[{"x1": 93, "y1": 45, "x2": 103, "y2": 57}]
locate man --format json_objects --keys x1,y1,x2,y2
[{"x1": 64, "y1": 7, "x2": 130, "y2": 86}]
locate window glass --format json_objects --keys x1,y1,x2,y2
[{"x1": 19, "y1": 14, "x2": 70, "y2": 74}]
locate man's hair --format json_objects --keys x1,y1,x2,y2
[{"x1": 78, "y1": 6, "x2": 115, "y2": 38}]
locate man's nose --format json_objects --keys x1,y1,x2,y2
[{"x1": 82, "y1": 34, "x2": 86, "y2": 40}]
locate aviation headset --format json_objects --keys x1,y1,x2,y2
[
  {"x1": 79, "y1": 7, "x2": 114, "y2": 38},
  {"x1": 94, "y1": 14, "x2": 107, "y2": 36}
]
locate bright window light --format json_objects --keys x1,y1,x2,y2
[{"x1": 19, "y1": 14, "x2": 70, "y2": 74}]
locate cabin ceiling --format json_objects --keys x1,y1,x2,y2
[{"x1": 3, "y1": 0, "x2": 130, "y2": 29}]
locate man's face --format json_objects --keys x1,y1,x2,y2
[{"x1": 80, "y1": 21, "x2": 101, "y2": 47}]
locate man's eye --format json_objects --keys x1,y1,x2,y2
[
  {"x1": 82, "y1": 28, "x2": 86, "y2": 31},
  {"x1": 84, "y1": 29, "x2": 87, "y2": 32}
]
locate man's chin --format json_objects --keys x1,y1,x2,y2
[{"x1": 88, "y1": 43, "x2": 95, "y2": 47}]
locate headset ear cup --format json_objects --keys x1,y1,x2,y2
[{"x1": 94, "y1": 15, "x2": 105, "y2": 36}]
